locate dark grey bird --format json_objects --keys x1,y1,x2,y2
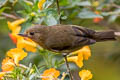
[
  {"x1": 19, "y1": 25, "x2": 119, "y2": 53},
  {"x1": 18, "y1": 25, "x2": 120, "y2": 80}
]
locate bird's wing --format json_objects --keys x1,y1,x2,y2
[
  {"x1": 44, "y1": 25, "x2": 96, "y2": 52},
  {"x1": 69, "y1": 25, "x2": 96, "y2": 46}
]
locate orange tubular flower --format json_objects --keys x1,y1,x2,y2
[
  {"x1": 79, "y1": 70, "x2": 92, "y2": 80},
  {"x1": 7, "y1": 19, "x2": 26, "y2": 43},
  {"x1": 9, "y1": 33, "x2": 17, "y2": 44},
  {"x1": 93, "y1": 11, "x2": 103, "y2": 23},
  {"x1": 72, "y1": 46, "x2": 91, "y2": 60},
  {"x1": 93, "y1": 17, "x2": 102, "y2": 23},
  {"x1": 67, "y1": 56, "x2": 83, "y2": 68},
  {"x1": 67, "y1": 46, "x2": 91, "y2": 68},
  {"x1": 38, "y1": 0, "x2": 46, "y2": 10},
  {"x1": 79, "y1": 46, "x2": 91, "y2": 60},
  {"x1": 7, "y1": 19, "x2": 37, "y2": 52},
  {"x1": 7, "y1": 48, "x2": 27, "y2": 65},
  {"x1": 1, "y1": 57, "x2": 15, "y2": 72},
  {"x1": 42, "y1": 68, "x2": 60, "y2": 80},
  {"x1": 7, "y1": 19, "x2": 25, "y2": 34},
  {"x1": 17, "y1": 37, "x2": 37, "y2": 52}
]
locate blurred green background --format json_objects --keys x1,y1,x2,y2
[{"x1": 1, "y1": 0, "x2": 120, "y2": 80}]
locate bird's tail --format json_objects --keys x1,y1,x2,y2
[
  {"x1": 74, "y1": 26, "x2": 120, "y2": 42},
  {"x1": 93, "y1": 31, "x2": 120, "y2": 42}
]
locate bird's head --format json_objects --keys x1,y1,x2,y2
[{"x1": 18, "y1": 25, "x2": 46, "y2": 44}]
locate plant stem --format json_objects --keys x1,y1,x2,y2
[{"x1": 56, "y1": 0, "x2": 61, "y2": 24}]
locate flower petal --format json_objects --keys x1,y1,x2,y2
[
  {"x1": 79, "y1": 70, "x2": 93, "y2": 80},
  {"x1": 7, "y1": 48, "x2": 27, "y2": 65},
  {"x1": 1, "y1": 57, "x2": 15, "y2": 72},
  {"x1": 38, "y1": 0, "x2": 46, "y2": 10},
  {"x1": 17, "y1": 38, "x2": 37, "y2": 52},
  {"x1": 42, "y1": 68, "x2": 60, "y2": 80}
]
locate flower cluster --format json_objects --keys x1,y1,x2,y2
[
  {"x1": 0, "y1": 18, "x2": 37, "y2": 79},
  {"x1": 67, "y1": 46, "x2": 93, "y2": 80}
]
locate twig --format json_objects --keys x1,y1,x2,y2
[
  {"x1": 1, "y1": 12, "x2": 19, "y2": 19},
  {"x1": 56, "y1": 0, "x2": 61, "y2": 24},
  {"x1": 62, "y1": 53, "x2": 73, "y2": 80},
  {"x1": 60, "y1": 72, "x2": 67, "y2": 80},
  {"x1": 19, "y1": 64, "x2": 29, "y2": 69},
  {"x1": 112, "y1": 3, "x2": 120, "y2": 8},
  {"x1": 115, "y1": 32, "x2": 120, "y2": 36}
]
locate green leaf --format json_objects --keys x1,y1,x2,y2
[
  {"x1": 102, "y1": 9, "x2": 120, "y2": 16},
  {"x1": 76, "y1": 1, "x2": 91, "y2": 6},
  {"x1": 20, "y1": 21, "x2": 32, "y2": 33},
  {"x1": 59, "y1": 0, "x2": 69, "y2": 6},
  {"x1": 0, "y1": 0, "x2": 8, "y2": 8},
  {"x1": 66, "y1": 0, "x2": 91, "y2": 8},
  {"x1": 40, "y1": 8, "x2": 59, "y2": 26},
  {"x1": 44, "y1": 14, "x2": 58, "y2": 26},
  {"x1": 32, "y1": 0, "x2": 39, "y2": 11},
  {"x1": 18, "y1": 0, "x2": 32, "y2": 13},
  {"x1": 108, "y1": 15, "x2": 118, "y2": 22},
  {"x1": 44, "y1": 0, "x2": 54, "y2": 9},
  {"x1": 33, "y1": 64, "x2": 40, "y2": 74},
  {"x1": 78, "y1": 9, "x2": 103, "y2": 19},
  {"x1": 29, "y1": 73, "x2": 37, "y2": 80},
  {"x1": 0, "y1": 7, "x2": 10, "y2": 14},
  {"x1": 101, "y1": 12, "x2": 110, "y2": 16}
]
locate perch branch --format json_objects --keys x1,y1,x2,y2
[{"x1": 1, "y1": 12, "x2": 19, "y2": 19}]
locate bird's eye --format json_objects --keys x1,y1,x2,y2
[{"x1": 29, "y1": 32, "x2": 34, "y2": 35}]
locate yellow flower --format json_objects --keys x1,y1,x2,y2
[
  {"x1": 79, "y1": 70, "x2": 92, "y2": 80},
  {"x1": 67, "y1": 56, "x2": 83, "y2": 68},
  {"x1": 30, "y1": 12, "x2": 36, "y2": 16},
  {"x1": 42, "y1": 68, "x2": 60, "y2": 80},
  {"x1": 38, "y1": 0, "x2": 46, "y2": 10},
  {"x1": 0, "y1": 72, "x2": 6, "y2": 78},
  {"x1": 92, "y1": 1, "x2": 99, "y2": 7},
  {"x1": 67, "y1": 46, "x2": 91, "y2": 68},
  {"x1": 8, "y1": 19, "x2": 26, "y2": 44},
  {"x1": 7, "y1": 19, "x2": 37, "y2": 52},
  {"x1": 17, "y1": 37, "x2": 37, "y2": 52},
  {"x1": 7, "y1": 48, "x2": 27, "y2": 65},
  {"x1": 1, "y1": 57, "x2": 15, "y2": 72},
  {"x1": 7, "y1": 18, "x2": 26, "y2": 34},
  {"x1": 72, "y1": 46, "x2": 91, "y2": 60},
  {"x1": 30, "y1": 69, "x2": 34, "y2": 74}
]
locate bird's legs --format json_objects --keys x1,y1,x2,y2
[{"x1": 62, "y1": 53, "x2": 73, "y2": 80}]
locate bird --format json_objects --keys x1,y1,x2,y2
[
  {"x1": 18, "y1": 25, "x2": 119, "y2": 53},
  {"x1": 18, "y1": 25, "x2": 120, "y2": 80}
]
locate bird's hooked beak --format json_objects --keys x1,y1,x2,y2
[{"x1": 18, "y1": 33, "x2": 28, "y2": 37}]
